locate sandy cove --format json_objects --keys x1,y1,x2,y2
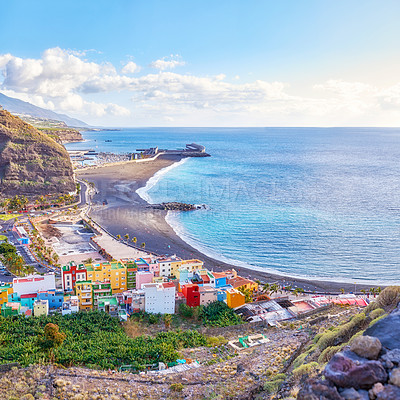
[{"x1": 77, "y1": 155, "x2": 376, "y2": 294}]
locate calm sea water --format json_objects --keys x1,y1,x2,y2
[{"x1": 67, "y1": 127, "x2": 400, "y2": 284}]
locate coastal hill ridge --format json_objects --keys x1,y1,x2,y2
[{"x1": 0, "y1": 109, "x2": 76, "y2": 196}]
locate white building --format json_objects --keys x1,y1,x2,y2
[
  {"x1": 142, "y1": 282, "x2": 176, "y2": 314},
  {"x1": 13, "y1": 274, "x2": 56, "y2": 296},
  {"x1": 62, "y1": 296, "x2": 79, "y2": 315}
]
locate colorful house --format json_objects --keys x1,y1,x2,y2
[
  {"x1": 20, "y1": 293, "x2": 38, "y2": 309},
  {"x1": 92, "y1": 281, "x2": 112, "y2": 307},
  {"x1": 211, "y1": 272, "x2": 228, "y2": 288},
  {"x1": 124, "y1": 260, "x2": 137, "y2": 289},
  {"x1": 182, "y1": 284, "x2": 200, "y2": 307},
  {"x1": 199, "y1": 287, "x2": 218, "y2": 306},
  {"x1": 228, "y1": 276, "x2": 258, "y2": 293},
  {"x1": 75, "y1": 281, "x2": 93, "y2": 310},
  {"x1": 226, "y1": 288, "x2": 246, "y2": 309},
  {"x1": 98, "y1": 296, "x2": 118, "y2": 315},
  {"x1": 37, "y1": 290, "x2": 64, "y2": 309},
  {"x1": 62, "y1": 263, "x2": 87, "y2": 291},
  {"x1": 85, "y1": 262, "x2": 127, "y2": 294},
  {"x1": 62, "y1": 295, "x2": 79, "y2": 315},
  {"x1": 1, "y1": 302, "x2": 21, "y2": 316},
  {"x1": 109, "y1": 262, "x2": 127, "y2": 293},
  {"x1": 136, "y1": 271, "x2": 154, "y2": 289},
  {"x1": 33, "y1": 299, "x2": 49, "y2": 316},
  {"x1": 0, "y1": 284, "x2": 13, "y2": 306}
]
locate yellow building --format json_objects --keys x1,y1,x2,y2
[
  {"x1": 226, "y1": 288, "x2": 245, "y2": 309},
  {"x1": 110, "y1": 262, "x2": 127, "y2": 294},
  {"x1": 228, "y1": 276, "x2": 258, "y2": 293},
  {"x1": 0, "y1": 284, "x2": 13, "y2": 306},
  {"x1": 33, "y1": 299, "x2": 49, "y2": 316},
  {"x1": 75, "y1": 281, "x2": 93, "y2": 310},
  {"x1": 85, "y1": 262, "x2": 127, "y2": 294}
]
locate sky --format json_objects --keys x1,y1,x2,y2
[{"x1": 1, "y1": 0, "x2": 400, "y2": 126}]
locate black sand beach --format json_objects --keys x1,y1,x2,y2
[{"x1": 78, "y1": 156, "x2": 377, "y2": 294}]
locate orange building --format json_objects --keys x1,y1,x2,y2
[{"x1": 226, "y1": 288, "x2": 245, "y2": 308}]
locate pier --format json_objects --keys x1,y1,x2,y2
[{"x1": 135, "y1": 143, "x2": 210, "y2": 159}]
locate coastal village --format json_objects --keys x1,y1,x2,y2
[
  {"x1": 0, "y1": 188, "x2": 370, "y2": 323},
  {"x1": 0, "y1": 111, "x2": 394, "y2": 399}
]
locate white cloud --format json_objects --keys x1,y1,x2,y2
[
  {"x1": 0, "y1": 47, "x2": 130, "y2": 118},
  {"x1": 2, "y1": 48, "x2": 400, "y2": 125},
  {"x1": 121, "y1": 61, "x2": 140, "y2": 74},
  {"x1": 150, "y1": 55, "x2": 186, "y2": 70}
]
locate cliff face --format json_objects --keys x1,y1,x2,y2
[
  {"x1": 39, "y1": 128, "x2": 83, "y2": 143},
  {"x1": 0, "y1": 109, "x2": 76, "y2": 197}
]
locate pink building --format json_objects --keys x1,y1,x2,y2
[{"x1": 136, "y1": 271, "x2": 154, "y2": 289}]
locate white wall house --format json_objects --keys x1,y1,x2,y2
[
  {"x1": 142, "y1": 282, "x2": 176, "y2": 314},
  {"x1": 13, "y1": 274, "x2": 56, "y2": 296}
]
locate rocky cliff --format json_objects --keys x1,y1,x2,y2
[
  {"x1": 0, "y1": 109, "x2": 76, "y2": 196},
  {"x1": 39, "y1": 128, "x2": 83, "y2": 143}
]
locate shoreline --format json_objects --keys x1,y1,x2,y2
[{"x1": 77, "y1": 156, "x2": 380, "y2": 294}]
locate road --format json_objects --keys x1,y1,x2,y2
[{"x1": 0, "y1": 180, "x2": 89, "y2": 283}]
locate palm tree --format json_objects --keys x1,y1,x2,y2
[
  {"x1": 262, "y1": 283, "x2": 271, "y2": 295},
  {"x1": 116, "y1": 234, "x2": 121, "y2": 240},
  {"x1": 340, "y1": 288, "x2": 345, "y2": 294},
  {"x1": 270, "y1": 284, "x2": 279, "y2": 296},
  {"x1": 124, "y1": 233, "x2": 129, "y2": 242},
  {"x1": 132, "y1": 237, "x2": 137, "y2": 247},
  {"x1": 141, "y1": 242, "x2": 146, "y2": 250}
]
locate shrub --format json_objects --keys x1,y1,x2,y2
[
  {"x1": 292, "y1": 362, "x2": 319, "y2": 379},
  {"x1": 317, "y1": 313, "x2": 366, "y2": 351},
  {"x1": 206, "y1": 335, "x2": 227, "y2": 347},
  {"x1": 318, "y1": 345, "x2": 344, "y2": 364},
  {"x1": 264, "y1": 375, "x2": 286, "y2": 394},
  {"x1": 170, "y1": 383, "x2": 184, "y2": 392},
  {"x1": 364, "y1": 301, "x2": 378, "y2": 315},
  {"x1": 369, "y1": 308, "x2": 385, "y2": 320},
  {"x1": 292, "y1": 353, "x2": 307, "y2": 369},
  {"x1": 376, "y1": 286, "x2": 400, "y2": 312},
  {"x1": 368, "y1": 314, "x2": 387, "y2": 328},
  {"x1": 178, "y1": 303, "x2": 194, "y2": 318}
]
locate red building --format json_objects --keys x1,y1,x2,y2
[
  {"x1": 62, "y1": 263, "x2": 87, "y2": 292},
  {"x1": 182, "y1": 284, "x2": 200, "y2": 307}
]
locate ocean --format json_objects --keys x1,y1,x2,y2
[{"x1": 66, "y1": 127, "x2": 400, "y2": 284}]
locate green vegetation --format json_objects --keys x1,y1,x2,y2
[
  {"x1": 0, "y1": 311, "x2": 207, "y2": 370},
  {"x1": 263, "y1": 373, "x2": 286, "y2": 394},
  {"x1": 316, "y1": 313, "x2": 366, "y2": 351},
  {"x1": 201, "y1": 301, "x2": 244, "y2": 327},
  {"x1": 0, "y1": 213, "x2": 21, "y2": 221},
  {"x1": 0, "y1": 242, "x2": 34, "y2": 276},
  {"x1": 292, "y1": 362, "x2": 319, "y2": 378}
]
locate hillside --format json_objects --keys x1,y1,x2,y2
[
  {"x1": 18, "y1": 115, "x2": 84, "y2": 143},
  {"x1": 0, "y1": 109, "x2": 76, "y2": 196},
  {"x1": 0, "y1": 92, "x2": 88, "y2": 127}
]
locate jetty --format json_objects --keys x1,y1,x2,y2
[{"x1": 134, "y1": 143, "x2": 210, "y2": 159}]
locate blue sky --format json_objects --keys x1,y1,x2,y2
[{"x1": 1, "y1": 0, "x2": 400, "y2": 126}]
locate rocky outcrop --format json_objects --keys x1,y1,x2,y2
[
  {"x1": 298, "y1": 306, "x2": 400, "y2": 400},
  {"x1": 39, "y1": 128, "x2": 83, "y2": 143},
  {"x1": 0, "y1": 109, "x2": 76, "y2": 196}
]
